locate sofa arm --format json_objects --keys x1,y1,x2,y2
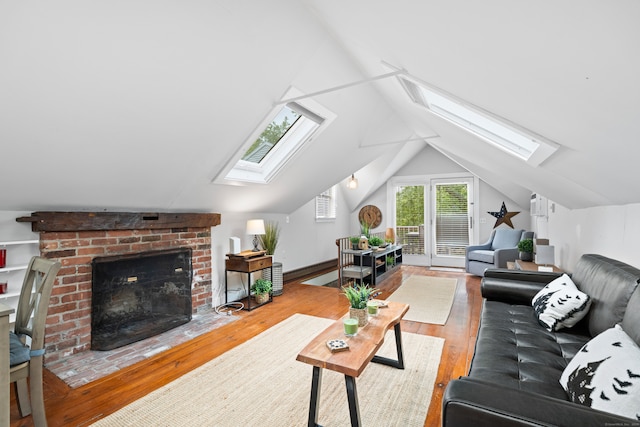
[
  {"x1": 443, "y1": 378, "x2": 633, "y2": 427},
  {"x1": 481, "y1": 269, "x2": 563, "y2": 304},
  {"x1": 493, "y1": 247, "x2": 519, "y2": 268},
  {"x1": 465, "y1": 243, "x2": 491, "y2": 254}
]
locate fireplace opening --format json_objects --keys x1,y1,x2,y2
[{"x1": 91, "y1": 248, "x2": 193, "y2": 351}]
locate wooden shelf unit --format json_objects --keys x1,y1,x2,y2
[{"x1": 340, "y1": 245, "x2": 402, "y2": 287}]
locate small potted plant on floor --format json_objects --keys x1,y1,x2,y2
[
  {"x1": 251, "y1": 278, "x2": 272, "y2": 304},
  {"x1": 342, "y1": 282, "x2": 378, "y2": 326},
  {"x1": 517, "y1": 238, "x2": 534, "y2": 262}
]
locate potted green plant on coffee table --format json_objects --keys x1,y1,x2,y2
[{"x1": 342, "y1": 282, "x2": 378, "y2": 326}]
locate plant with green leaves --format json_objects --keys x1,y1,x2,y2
[
  {"x1": 386, "y1": 255, "x2": 395, "y2": 266},
  {"x1": 341, "y1": 282, "x2": 378, "y2": 309},
  {"x1": 368, "y1": 236, "x2": 383, "y2": 247},
  {"x1": 359, "y1": 221, "x2": 370, "y2": 239},
  {"x1": 517, "y1": 239, "x2": 534, "y2": 253},
  {"x1": 251, "y1": 278, "x2": 273, "y2": 295},
  {"x1": 258, "y1": 221, "x2": 280, "y2": 255},
  {"x1": 350, "y1": 236, "x2": 361, "y2": 245}
]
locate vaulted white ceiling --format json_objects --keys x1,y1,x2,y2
[{"x1": 1, "y1": 1, "x2": 638, "y2": 213}]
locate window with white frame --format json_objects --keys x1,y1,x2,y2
[
  {"x1": 397, "y1": 76, "x2": 558, "y2": 167},
  {"x1": 315, "y1": 186, "x2": 337, "y2": 221},
  {"x1": 214, "y1": 88, "x2": 336, "y2": 185}
]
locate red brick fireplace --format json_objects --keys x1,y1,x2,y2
[{"x1": 17, "y1": 212, "x2": 220, "y2": 364}]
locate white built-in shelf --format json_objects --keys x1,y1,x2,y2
[
  {"x1": 0, "y1": 240, "x2": 39, "y2": 322},
  {"x1": 0, "y1": 265, "x2": 29, "y2": 273},
  {"x1": 0, "y1": 240, "x2": 39, "y2": 246}
]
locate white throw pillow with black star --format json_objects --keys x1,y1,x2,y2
[
  {"x1": 532, "y1": 274, "x2": 591, "y2": 331},
  {"x1": 560, "y1": 324, "x2": 640, "y2": 420}
]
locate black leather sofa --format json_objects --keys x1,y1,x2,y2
[{"x1": 443, "y1": 254, "x2": 640, "y2": 426}]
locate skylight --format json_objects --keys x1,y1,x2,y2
[
  {"x1": 216, "y1": 88, "x2": 335, "y2": 185},
  {"x1": 398, "y1": 76, "x2": 558, "y2": 166}
]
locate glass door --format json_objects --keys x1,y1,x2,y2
[
  {"x1": 431, "y1": 178, "x2": 473, "y2": 268},
  {"x1": 393, "y1": 184, "x2": 429, "y2": 266}
]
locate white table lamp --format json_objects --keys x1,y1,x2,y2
[{"x1": 246, "y1": 219, "x2": 266, "y2": 252}]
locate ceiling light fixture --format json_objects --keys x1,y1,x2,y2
[{"x1": 347, "y1": 174, "x2": 358, "y2": 190}]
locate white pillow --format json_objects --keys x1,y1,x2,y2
[
  {"x1": 532, "y1": 274, "x2": 591, "y2": 331},
  {"x1": 560, "y1": 324, "x2": 640, "y2": 420}
]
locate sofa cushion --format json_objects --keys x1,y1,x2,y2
[
  {"x1": 490, "y1": 229, "x2": 523, "y2": 250},
  {"x1": 467, "y1": 250, "x2": 494, "y2": 264},
  {"x1": 468, "y1": 300, "x2": 590, "y2": 399},
  {"x1": 560, "y1": 324, "x2": 640, "y2": 420},
  {"x1": 532, "y1": 274, "x2": 591, "y2": 331},
  {"x1": 571, "y1": 254, "x2": 640, "y2": 336},
  {"x1": 622, "y1": 287, "x2": 640, "y2": 346}
]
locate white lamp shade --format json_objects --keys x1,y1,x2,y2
[{"x1": 246, "y1": 219, "x2": 265, "y2": 235}]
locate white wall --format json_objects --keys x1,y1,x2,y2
[
  {"x1": 351, "y1": 147, "x2": 533, "y2": 254},
  {"x1": 210, "y1": 184, "x2": 352, "y2": 306},
  {"x1": 533, "y1": 201, "x2": 640, "y2": 272},
  {"x1": 0, "y1": 211, "x2": 36, "y2": 241}
]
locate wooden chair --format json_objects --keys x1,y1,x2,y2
[{"x1": 9, "y1": 256, "x2": 61, "y2": 427}]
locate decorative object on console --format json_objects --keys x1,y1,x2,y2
[
  {"x1": 532, "y1": 274, "x2": 591, "y2": 331},
  {"x1": 246, "y1": 219, "x2": 266, "y2": 252},
  {"x1": 229, "y1": 236, "x2": 241, "y2": 254},
  {"x1": 368, "y1": 235, "x2": 383, "y2": 249},
  {"x1": 358, "y1": 236, "x2": 369, "y2": 250},
  {"x1": 560, "y1": 324, "x2": 640, "y2": 420},
  {"x1": 258, "y1": 220, "x2": 283, "y2": 296},
  {"x1": 350, "y1": 236, "x2": 360, "y2": 250},
  {"x1": 488, "y1": 201, "x2": 520, "y2": 229},
  {"x1": 385, "y1": 227, "x2": 395, "y2": 244},
  {"x1": 258, "y1": 221, "x2": 280, "y2": 256},
  {"x1": 517, "y1": 238, "x2": 534, "y2": 261}
]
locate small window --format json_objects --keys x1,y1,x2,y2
[
  {"x1": 398, "y1": 76, "x2": 558, "y2": 166},
  {"x1": 316, "y1": 186, "x2": 337, "y2": 221},
  {"x1": 214, "y1": 88, "x2": 336, "y2": 185}
]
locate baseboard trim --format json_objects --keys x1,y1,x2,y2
[{"x1": 283, "y1": 259, "x2": 337, "y2": 283}]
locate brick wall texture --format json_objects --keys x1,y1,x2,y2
[{"x1": 39, "y1": 227, "x2": 212, "y2": 364}]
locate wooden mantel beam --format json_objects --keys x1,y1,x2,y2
[{"x1": 16, "y1": 211, "x2": 221, "y2": 232}]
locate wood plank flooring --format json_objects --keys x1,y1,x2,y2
[{"x1": 10, "y1": 265, "x2": 482, "y2": 427}]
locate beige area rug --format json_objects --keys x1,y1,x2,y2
[
  {"x1": 92, "y1": 313, "x2": 444, "y2": 427},
  {"x1": 387, "y1": 276, "x2": 458, "y2": 324}
]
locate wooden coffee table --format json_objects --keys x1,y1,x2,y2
[{"x1": 296, "y1": 301, "x2": 410, "y2": 427}]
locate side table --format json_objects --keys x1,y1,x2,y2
[
  {"x1": 225, "y1": 253, "x2": 273, "y2": 311},
  {"x1": 511, "y1": 259, "x2": 564, "y2": 273}
]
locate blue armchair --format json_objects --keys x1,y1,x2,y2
[{"x1": 465, "y1": 229, "x2": 533, "y2": 276}]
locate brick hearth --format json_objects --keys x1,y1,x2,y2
[{"x1": 38, "y1": 227, "x2": 213, "y2": 364}]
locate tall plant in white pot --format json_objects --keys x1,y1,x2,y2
[{"x1": 259, "y1": 221, "x2": 283, "y2": 295}]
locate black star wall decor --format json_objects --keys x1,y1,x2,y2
[{"x1": 488, "y1": 201, "x2": 520, "y2": 229}]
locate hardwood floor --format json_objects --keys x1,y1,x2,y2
[{"x1": 10, "y1": 265, "x2": 482, "y2": 427}]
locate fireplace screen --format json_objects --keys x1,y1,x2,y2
[{"x1": 91, "y1": 248, "x2": 193, "y2": 351}]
